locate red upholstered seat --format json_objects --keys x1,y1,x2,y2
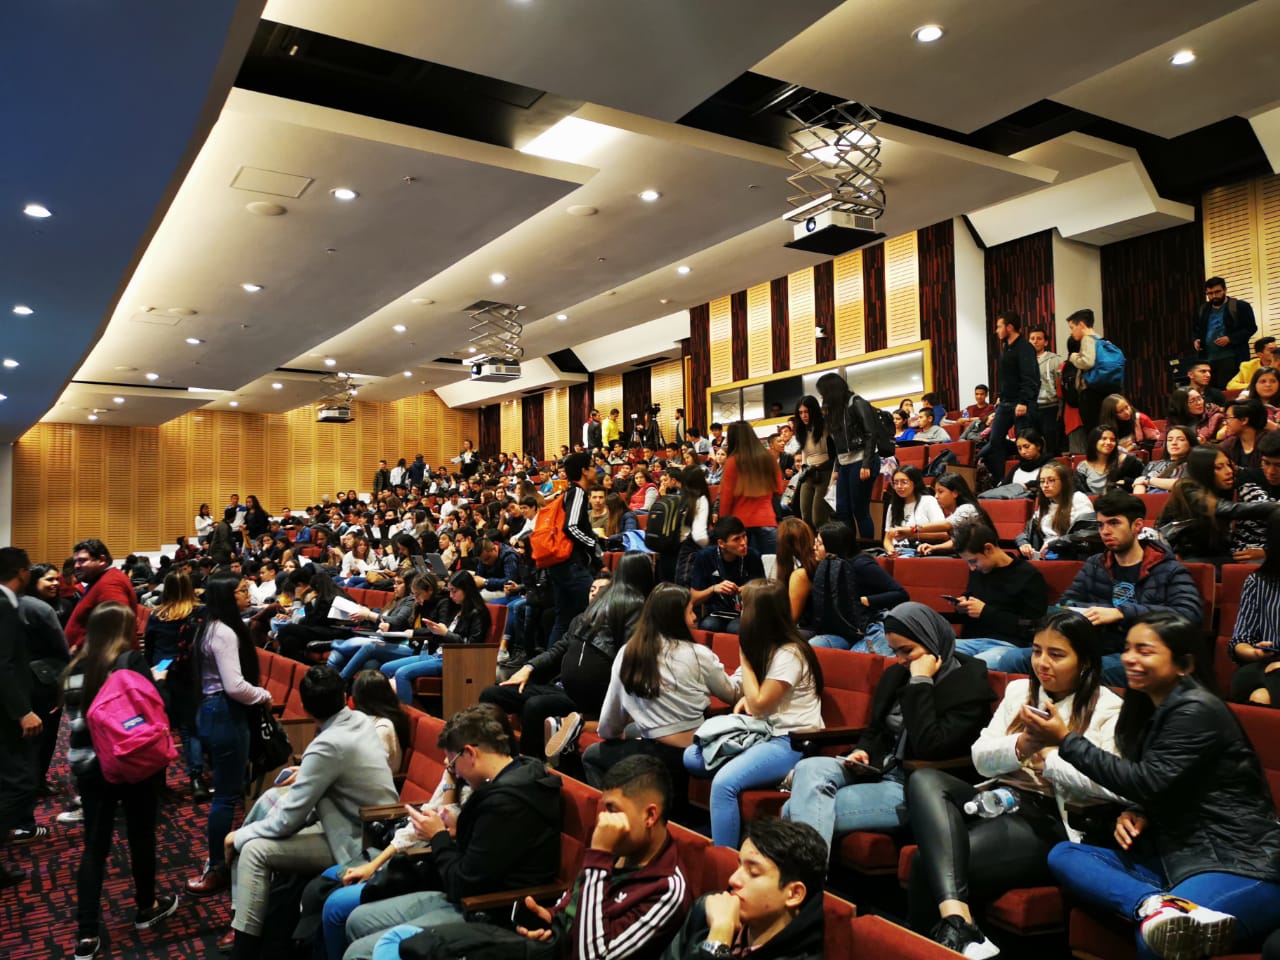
[
  {"x1": 892, "y1": 558, "x2": 970, "y2": 614},
  {"x1": 822, "y1": 892, "x2": 857, "y2": 959},
  {"x1": 837, "y1": 828, "x2": 899, "y2": 874},
  {"x1": 814, "y1": 649, "x2": 883, "y2": 729},
  {"x1": 1069, "y1": 907, "x2": 1137, "y2": 960},
  {"x1": 895, "y1": 446, "x2": 928, "y2": 470},
  {"x1": 700, "y1": 842, "x2": 740, "y2": 893},
  {"x1": 1230, "y1": 704, "x2": 1280, "y2": 808},
  {"x1": 711, "y1": 633, "x2": 740, "y2": 674},
  {"x1": 985, "y1": 885, "x2": 1065, "y2": 934},
  {"x1": 1181, "y1": 562, "x2": 1216, "y2": 631},
  {"x1": 850, "y1": 915, "x2": 959, "y2": 957},
  {"x1": 1030, "y1": 560, "x2": 1084, "y2": 604},
  {"x1": 667, "y1": 821, "x2": 715, "y2": 897},
  {"x1": 982, "y1": 499, "x2": 1035, "y2": 544},
  {"x1": 1216, "y1": 564, "x2": 1255, "y2": 691},
  {"x1": 929, "y1": 439, "x2": 974, "y2": 467}
]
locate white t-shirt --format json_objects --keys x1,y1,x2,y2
[
  {"x1": 890, "y1": 495, "x2": 946, "y2": 551},
  {"x1": 948, "y1": 502, "x2": 981, "y2": 529},
  {"x1": 760, "y1": 644, "x2": 823, "y2": 735}
]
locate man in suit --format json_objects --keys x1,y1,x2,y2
[
  {"x1": 222, "y1": 666, "x2": 398, "y2": 959},
  {"x1": 0, "y1": 547, "x2": 39, "y2": 886}
]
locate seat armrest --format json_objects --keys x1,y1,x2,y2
[
  {"x1": 360, "y1": 803, "x2": 406, "y2": 822},
  {"x1": 788, "y1": 726, "x2": 865, "y2": 755},
  {"x1": 1064, "y1": 798, "x2": 1125, "y2": 833},
  {"x1": 903, "y1": 756, "x2": 972, "y2": 772},
  {"x1": 461, "y1": 882, "x2": 568, "y2": 915}
]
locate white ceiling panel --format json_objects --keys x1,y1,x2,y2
[
  {"x1": 263, "y1": 0, "x2": 840, "y2": 122},
  {"x1": 755, "y1": 0, "x2": 1252, "y2": 133}
]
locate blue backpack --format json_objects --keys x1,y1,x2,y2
[{"x1": 1084, "y1": 337, "x2": 1125, "y2": 390}]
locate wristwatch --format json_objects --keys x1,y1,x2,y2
[{"x1": 698, "y1": 942, "x2": 731, "y2": 959}]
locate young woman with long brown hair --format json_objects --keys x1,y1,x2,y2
[{"x1": 719, "y1": 421, "x2": 785, "y2": 556}]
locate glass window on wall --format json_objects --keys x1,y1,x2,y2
[
  {"x1": 845, "y1": 350, "x2": 924, "y2": 405},
  {"x1": 710, "y1": 388, "x2": 742, "y2": 424},
  {"x1": 741, "y1": 384, "x2": 766, "y2": 421}
]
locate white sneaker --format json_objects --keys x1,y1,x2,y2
[
  {"x1": 57, "y1": 808, "x2": 85, "y2": 825},
  {"x1": 1139, "y1": 895, "x2": 1236, "y2": 960}
]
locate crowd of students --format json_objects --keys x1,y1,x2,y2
[{"x1": 5, "y1": 304, "x2": 1280, "y2": 959}]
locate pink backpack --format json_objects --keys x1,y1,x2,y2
[{"x1": 86, "y1": 660, "x2": 177, "y2": 784}]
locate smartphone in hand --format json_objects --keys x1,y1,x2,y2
[
  {"x1": 940, "y1": 595, "x2": 961, "y2": 605},
  {"x1": 1025, "y1": 704, "x2": 1052, "y2": 719}
]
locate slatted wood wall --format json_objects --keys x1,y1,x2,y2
[
  {"x1": 543, "y1": 387, "x2": 570, "y2": 455},
  {"x1": 788, "y1": 268, "x2": 817, "y2": 368},
  {"x1": 13, "y1": 392, "x2": 477, "y2": 561},
  {"x1": 593, "y1": 373, "x2": 623, "y2": 419},
  {"x1": 649, "y1": 359, "x2": 684, "y2": 426},
  {"x1": 1204, "y1": 173, "x2": 1280, "y2": 340},
  {"x1": 499, "y1": 398, "x2": 522, "y2": 455}
]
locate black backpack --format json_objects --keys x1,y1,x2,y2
[
  {"x1": 644, "y1": 493, "x2": 684, "y2": 553},
  {"x1": 854, "y1": 396, "x2": 896, "y2": 459}
]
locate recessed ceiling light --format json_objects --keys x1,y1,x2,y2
[
  {"x1": 490, "y1": 272, "x2": 507, "y2": 285},
  {"x1": 146, "y1": 372, "x2": 159, "y2": 381},
  {"x1": 241, "y1": 282, "x2": 264, "y2": 293},
  {"x1": 411, "y1": 297, "x2": 434, "y2": 306},
  {"x1": 659, "y1": 298, "x2": 671, "y2": 305},
  {"x1": 676, "y1": 265, "x2": 691, "y2": 275},
  {"x1": 324, "y1": 357, "x2": 336, "y2": 367},
  {"x1": 403, "y1": 370, "x2": 412, "y2": 377},
  {"x1": 23, "y1": 203, "x2": 52, "y2": 218},
  {"x1": 0, "y1": 394, "x2": 7, "y2": 402},
  {"x1": 393, "y1": 324, "x2": 407, "y2": 333},
  {"x1": 912, "y1": 24, "x2": 944, "y2": 42},
  {"x1": 12, "y1": 305, "x2": 33, "y2": 316},
  {"x1": 556, "y1": 313, "x2": 568, "y2": 321},
  {"x1": 272, "y1": 382, "x2": 283, "y2": 390},
  {"x1": 1170, "y1": 49, "x2": 1196, "y2": 66},
  {"x1": 87, "y1": 414, "x2": 98, "y2": 421},
  {"x1": 331, "y1": 187, "x2": 358, "y2": 201},
  {"x1": 639, "y1": 189, "x2": 661, "y2": 202},
  {"x1": 229, "y1": 401, "x2": 239, "y2": 407},
  {"x1": 185, "y1": 337, "x2": 203, "y2": 345},
  {"x1": 2, "y1": 358, "x2": 18, "y2": 368},
  {"x1": 113, "y1": 397, "x2": 125, "y2": 404},
  {"x1": 467, "y1": 346, "x2": 477, "y2": 353}
]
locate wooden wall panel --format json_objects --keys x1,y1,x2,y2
[
  {"x1": 544, "y1": 387, "x2": 569, "y2": 455},
  {"x1": 833, "y1": 250, "x2": 865, "y2": 359},
  {"x1": 885, "y1": 231, "x2": 922, "y2": 347},
  {"x1": 650, "y1": 359, "x2": 684, "y2": 430},
  {"x1": 1255, "y1": 174, "x2": 1280, "y2": 340},
  {"x1": 593, "y1": 372, "x2": 623, "y2": 420},
  {"x1": 709, "y1": 295, "x2": 733, "y2": 386},
  {"x1": 11, "y1": 391, "x2": 477, "y2": 561},
  {"x1": 788, "y1": 268, "x2": 817, "y2": 368},
  {"x1": 745, "y1": 282, "x2": 772, "y2": 377},
  {"x1": 1203, "y1": 179, "x2": 1260, "y2": 309},
  {"x1": 499, "y1": 398, "x2": 522, "y2": 456}
]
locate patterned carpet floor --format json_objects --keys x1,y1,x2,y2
[{"x1": 1, "y1": 730, "x2": 233, "y2": 960}]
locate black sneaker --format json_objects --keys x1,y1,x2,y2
[
  {"x1": 73, "y1": 937, "x2": 103, "y2": 960},
  {"x1": 544, "y1": 712, "x2": 584, "y2": 759},
  {"x1": 134, "y1": 893, "x2": 179, "y2": 931},
  {"x1": 8, "y1": 825, "x2": 49, "y2": 845},
  {"x1": 930, "y1": 914, "x2": 1000, "y2": 959}
]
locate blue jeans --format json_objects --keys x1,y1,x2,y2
[
  {"x1": 747, "y1": 526, "x2": 777, "y2": 557},
  {"x1": 782, "y1": 756, "x2": 907, "y2": 857},
  {"x1": 978, "y1": 402, "x2": 1030, "y2": 482},
  {"x1": 381, "y1": 653, "x2": 443, "y2": 703},
  {"x1": 997, "y1": 647, "x2": 1126, "y2": 685},
  {"x1": 546, "y1": 560, "x2": 593, "y2": 649},
  {"x1": 955, "y1": 638, "x2": 1020, "y2": 667},
  {"x1": 1048, "y1": 842, "x2": 1280, "y2": 959},
  {"x1": 340, "y1": 641, "x2": 416, "y2": 680},
  {"x1": 345, "y1": 890, "x2": 463, "y2": 960},
  {"x1": 811, "y1": 620, "x2": 887, "y2": 654},
  {"x1": 683, "y1": 735, "x2": 803, "y2": 847},
  {"x1": 698, "y1": 615, "x2": 740, "y2": 635},
  {"x1": 834, "y1": 458, "x2": 880, "y2": 539},
  {"x1": 318, "y1": 864, "x2": 366, "y2": 960},
  {"x1": 327, "y1": 637, "x2": 367, "y2": 671},
  {"x1": 196, "y1": 693, "x2": 249, "y2": 867}
]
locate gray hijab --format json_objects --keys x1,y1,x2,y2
[{"x1": 884, "y1": 600, "x2": 958, "y2": 668}]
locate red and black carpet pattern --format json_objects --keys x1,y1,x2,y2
[{"x1": 1, "y1": 730, "x2": 234, "y2": 960}]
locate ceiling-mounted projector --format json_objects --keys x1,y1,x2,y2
[
  {"x1": 316, "y1": 404, "x2": 353, "y2": 423},
  {"x1": 470, "y1": 361, "x2": 522, "y2": 382},
  {"x1": 785, "y1": 209, "x2": 884, "y2": 255}
]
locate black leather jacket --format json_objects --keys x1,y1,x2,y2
[{"x1": 1060, "y1": 679, "x2": 1280, "y2": 885}]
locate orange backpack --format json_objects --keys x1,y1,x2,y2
[{"x1": 530, "y1": 493, "x2": 574, "y2": 569}]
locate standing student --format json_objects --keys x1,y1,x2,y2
[
  {"x1": 1066, "y1": 308, "x2": 1108, "y2": 434},
  {"x1": 1029, "y1": 327, "x2": 1064, "y2": 454},
  {"x1": 792, "y1": 396, "x2": 834, "y2": 531},
  {"x1": 1193, "y1": 276, "x2": 1257, "y2": 389},
  {"x1": 64, "y1": 602, "x2": 180, "y2": 960},
  {"x1": 817, "y1": 371, "x2": 883, "y2": 540},
  {"x1": 0, "y1": 548, "x2": 42, "y2": 884},
  {"x1": 719, "y1": 422, "x2": 785, "y2": 557},
  {"x1": 979, "y1": 311, "x2": 1040, "y2": 483},
  {"x1": 546, "y1": 451, "x2": 602, "y2": 650}
]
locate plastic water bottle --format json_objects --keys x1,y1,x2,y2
[{"x1": 963, "y1": 788, "x2": 1020, "y2": 819}]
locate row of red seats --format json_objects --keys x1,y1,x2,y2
[{"x1": 254, "y1": 647, "x2": 957, "y2": 958}]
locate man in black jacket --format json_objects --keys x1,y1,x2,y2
[
  {"x1": 0, "y1": 548, "x2": 39, "y2": 886},
  {"x1": 662, "y1": 817, "x2": 827, "y2": 960},
  {"x1": 979, "y1": 310, "x2": 1040, "y2": 483},
  {"x1": 952, "y1": 523, "x2": 1049, "y2": 667},
  {"x1": 546, "y1": 452, "x2": 601, "y2": 650},
  {"x1": 1193, "y1": 276, "x2": 1256, "y2": 388},
  {"x1": 341, "y1": 705, "x2": 563, "y2": 960}
]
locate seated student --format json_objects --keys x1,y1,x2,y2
[
  {"x1": 783, "y1": 602, "x2": 994, "y2": 858},
  {"x1": 339, "y1": 705, "x2": 563, "y2": 960},
  {"x1": 331, "y1": 572, "x2": 443, "y2": 680},
  {"x1": 906, "y1": 610, "x2": 1124, "y2": 957},
  {"x1": 482, "y1": 553, "x2": 652, "y2": 759},
  {"x1": 1167, "y1": 387, "x2": 1224, "y2": 445},
  {"x1": 1226, "y1": 336, "x2": 1278, "y2": 394},
  {"x1": 883, "y1": 465, "x2": 945, "y2": 557},
  {"x1": 468, "y1": 537, "x2": 519, "y2": 603},
  {"x1": 1229, "y1": 510, "x2": 1280, "y2": 705},
  {"x1": 1027, "y1": 613, "x2": 1280, "y2": 960},
  {"x1": 1134, "y1": 426, "x2": 1198, "y2": 495},
  {"x1": 980, "y1": 428, "x2": 1052, "y2": 497},
  {"x1": 918, "y1": 473, "x2": 995, "y2": 556},
  {"x1": 951, "y1": 523, "x2": 1050, "y2": 669},
  {"x1": 893, "y1": 409, "x2": 917, "y2": 444},
  {"x1": 1076, "y1": 425, "x2": 1144, "y2": 496},
  {"x1": 684, "y1": 581, "x2": 824, "y2": 848},
  {"x1": 1100, "y1": 393, "x2": 1163, "y2": 454},
  {"x1": 585, "y1": 584, "x2": 737, "y2": 790},
  {"x1": 274, "y1": 568, "x2": 362, "y2": 663},
  {"x1": 803, "y1": 521, "x2": 907, "y2": 654},
  {"x1": 379, "y1": 571, "x2": 491, "y2": 703},
  {"x1": 222, "y1": 666, "x2": 399, "y2": 960},
  {"x1": 603, "y1": 491, "x2": 640, "y2": 548},
  {"x1": 913, "y1": 405, "x2": 952, "y2": 443},
  {"x1": 689, "y1": 516, "x2": 766, "y2": 634},
  {"x1": 382, "y1": 756, "x2": 691, "y2": 960},
  {"x1": 774, "y1": 517, "x2": 817, "y2": 622},
  {"x1": 1015, "y1": 461, "x2": 1094, "y2": 560},
  {"x1": 959, "y1": 384, "x2": 996, "y2": 427},
  {"x1": 1245, "y1": 365, "x2": 1280, "y2": 427},
  {"x1": 661, "y1": 817, "x2": 828, "y2": 960},
  {"x1": 628, "y1": 464, "x2": 660, "y2": 513},
  {"x1": 1155, "y1": 445, "x2": 1280, "y2": 565},
  {"x1": 1219, "y1": 399, "x2": 1267, "y2": 470},
  {"x1": 1232, "y1": 430, "x2": 1280, "y2": 561},
  {"x1": 1007, "y1": 492, "x2": 1203, "y2": 687}
]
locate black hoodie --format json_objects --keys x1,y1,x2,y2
[
  {"x1": 426, "y1": 754, "x2": 562, "y2": 902},
  {"x1": 661, "y1": 893, "x2": 824, "y2": 960}
]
